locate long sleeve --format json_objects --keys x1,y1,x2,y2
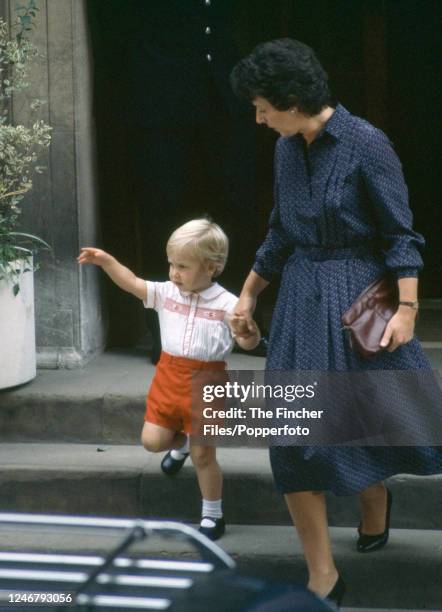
[
  {"x1": 361, "y1": 128, "x2": 424, "y2": 278},
  {"x1": 253, "y1": 146, "x2": 294, "y2": 281}
]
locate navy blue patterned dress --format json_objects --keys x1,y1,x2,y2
[{"x1": 254, "y1": 104, "x2": 442, "y2": 496}]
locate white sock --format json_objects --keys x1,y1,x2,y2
[
  {"x1": 170, "y1": 434, "x2": 189, "y2": 460},
  {"x1": 200, "y1": 498, "x2": 223, "y2": 527}
]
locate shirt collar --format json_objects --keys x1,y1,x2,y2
[{"x1": 179, "y1": 282, "x2": 224, "y2": 301}]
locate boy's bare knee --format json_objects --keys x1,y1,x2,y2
[
  {"x1": 141, "y1": 435, "x2": 162, "y2": 453},
  {"x1": 191, "y1": 446, "x2": 215, "y2": 469}
]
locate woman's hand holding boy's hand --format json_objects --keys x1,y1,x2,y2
[
  {"x1": 232, "y1": 271, "x2": 268, "y2": 340},
  {"x1": 233, "y1": 295, "x2": 257, "y2": 337},
  {"x1": 229, "y1": 313, "x2": 261, "y2": 350},
  {"x1": 77, "y1": 247, "x2": 113, "y2": 267},
  {"x1": 229, "y1": 313, "x2": 252, "y2": 338},
  {"x1": 234, "y1": 294, "x2": 256, "y2": 320}
]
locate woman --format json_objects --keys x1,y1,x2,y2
[{"x1": 230, "y1": 39, "x2": 442, "y2": 606}]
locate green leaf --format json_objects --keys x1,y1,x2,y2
[
  {"x1": 10, "y1": 245, "x2": 32, "y2": 255},
  {"x1": 9, "y1": 232, "x2": 51, "y2": 249}
]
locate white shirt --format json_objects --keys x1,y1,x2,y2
[{"x1": 143, "y1": 281, "x2": 238, "y2": 361}]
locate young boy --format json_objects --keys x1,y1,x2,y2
[{"x1": 78, "y1": 219, "x2": 260, "y2": 540}]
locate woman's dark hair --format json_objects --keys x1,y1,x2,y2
[{"x1": 230, "y1": 38, "x2": 331, "y2": 116}]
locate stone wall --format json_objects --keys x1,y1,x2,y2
[{"x1": 2, "y1": 0, "x2": 106, "y2": 367}]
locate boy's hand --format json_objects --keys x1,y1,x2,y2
[
  {"x1": 229, "y1": 313, "x2": 259, "y2": 339},
  {"x1": 77, "y1": 248, "x2": 146, "y2": 300},
  {"x1": 77, "y1": 247, "x2": 112, "y2": 267},
  {"x1": 230, "y1": 313, "x2": 261, "y2": 351},
  {"x1": 229, "y1": 313, "x2": 249, "y2": 338}
]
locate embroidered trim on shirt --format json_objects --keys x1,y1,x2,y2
[
  {"x1": 165, "y1": 297, "x2": 190, "y2": 316},
  {"x1": 195, "y1": 306, "x2": 225, "y2": 321},
  {"x1": 165, "y1": 297, "x2": 225, "y2": 321}
]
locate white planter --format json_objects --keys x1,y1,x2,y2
[{"x1": 0, "y1": 260, "x2": 36, "y2": 389}]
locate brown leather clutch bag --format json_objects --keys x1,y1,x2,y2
[{"x1": 341, "y1": 276, "x2": 398, "y2": 358}]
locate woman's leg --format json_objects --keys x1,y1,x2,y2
[
  {"x1": 358, "y1": 481, "x2": 388, "y2": 534},
  {"x1": 284, "y1": 490, "x2": 338, "y2": 597},
  {"x1": 141, "y1": 421, "x2": 186, "y2": 453},
  {"x1": 190, "y1": 445, "x2": 223, "y2": 500}
]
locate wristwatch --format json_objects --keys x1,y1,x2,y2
[{"x1": 398, "y1": 300, "x2": 419, "y2": 310}]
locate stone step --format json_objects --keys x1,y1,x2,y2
[
  {"x1": 0, "y1": 444, "x2": 441, "y2": 530},
  {"x1": 1, "y1": 349, "x2": 441, "y2": 445},
  {"x1": 0, "y1": 522, "x2": 440, "y2": 610}
]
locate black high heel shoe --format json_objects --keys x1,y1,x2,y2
[
  {"x1": 325, "y1": 575, "x2": 346, "y2": 608},
  {"x1": 357, "y1": 487, "x2": 392, "y2": 553}
]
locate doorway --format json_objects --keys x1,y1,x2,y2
[{"x1": 87, "y1": 0, "x2": 441, "y2": 346}]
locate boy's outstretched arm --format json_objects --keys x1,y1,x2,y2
[
  {"x1": 229, "y1": 313, "x2": 261, "y2": 351},
  {"x1": 78, "y1": 248, "x2": 147, "y2": 301}
]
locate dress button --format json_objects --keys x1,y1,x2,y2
[
  {"x1": 205, "y1": 26, "x2": 211, "y2": 34},
  {"x1": 206, "y1": 53, "x2": 212, "y2": 62}
]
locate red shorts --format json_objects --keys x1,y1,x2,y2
[{"x1": 145, "y1": 351, "x2": 227, "y2": 434}]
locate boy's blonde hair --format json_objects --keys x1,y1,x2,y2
[{"x1": 167, "y1": 219, "x2": 229, "y2": 278}]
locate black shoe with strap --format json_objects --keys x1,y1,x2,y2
[
  {"x1": 198, "y1": 517, "x2": 225, "y2": 541},
  {"x1": 160, "y1": 450, "x2": 189, "y2": 476},
  {"x1": 357, "y1": 487, "x2": 392, "y2": 553}
]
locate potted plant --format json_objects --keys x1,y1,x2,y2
[{"x1": 0, "y1": 1, "x2": 51, "y2": 389}]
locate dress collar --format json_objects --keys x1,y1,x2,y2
[
  {"x1": 292, "y1": 103, "x2": 350, "y2": 146},
  {"x1": 321, "y1": 103, "x2": 350, "y2": 140}
]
